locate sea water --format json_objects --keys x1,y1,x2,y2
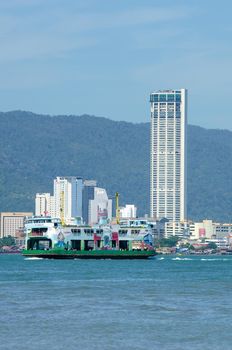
[{"x1": 1, "y1": 254, "x2": 232, "y2": 350}]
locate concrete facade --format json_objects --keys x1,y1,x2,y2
[
  {"x1": 53, "y1": 176, "x2": 83, "y2": 221},
  {"x1": 88, "y1": 187, "x2": 112, "y2": 225},
  {"x1": 120, "y1": 205, "x2": 137, "y2": 218},
  {"x1": 150, "y1": 89, "x2": 187, "y2": 233},
  {"x1": 35, "y1": 193, "x2": 55, "y2": 217},
  {"x1": 0, "y1": 212, "x2": 33, "y2": 238},
  {"x1": 189, "y1": 220, "x2": 232, "y2": 240},
  {"x1": 82, "y1": 180, "x2": 97, "y2": 225},
  {"x1": 165, "y1": 221, "x2": 189, "y2": 238}
]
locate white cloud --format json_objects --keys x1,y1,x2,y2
[{"x1": 0, "y1": 4, "x2": 190, "y2": 61}]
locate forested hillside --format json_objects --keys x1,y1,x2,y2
[{"x1": 0, "y1": 111, "x2": 232, "y2": 222}]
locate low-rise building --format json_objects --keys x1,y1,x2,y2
[
  {"x1": 0, "y1": 212, "x2": 33, "y2": 238},
  {"x1": 164, "y1": 221, "x2": 190, "y2": 238},
  {"x1": 189, "y1": 220, "x2": 215, "y2": 240},
  {"x1": 205, "y1": 238, "x2": 228, "y2": 249},
  {"x1": 214, "y1": 223, "x2": 232, "y2": 239},
  {"x1": 189, "y1": 221, "x2": 232, "y2": 241}
]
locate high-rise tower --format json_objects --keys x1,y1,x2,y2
[
  {"x1": 150, "y1": 89, "x2": 187, "y2": 223},
  {"x1": 53, "y1": 176, "x2": 83, "y2": 221}
]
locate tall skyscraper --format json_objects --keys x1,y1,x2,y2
[
  {"x1": 150, "y1": 89, "x2": 187, "y2": 223},
  {"x1": 53, "y1": 176, "x2": 83, "y2": 220},
  {"x1": 82, "y1": 180, "x2": 97, "y2": 224}
]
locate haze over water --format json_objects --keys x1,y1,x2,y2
[{"x1": 1, "y1": 255, "x2": 232, "y2": 350}]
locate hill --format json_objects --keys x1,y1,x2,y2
[{"x1": 0, "y1": 110, "x2": 231, "y2": 222}]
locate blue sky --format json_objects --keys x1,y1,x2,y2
[{"x1": 0, "y1": 0, "x2": 232, "y2": 129}]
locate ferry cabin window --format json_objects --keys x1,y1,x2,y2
[
  {"x1": 119, "y1": 230, "x2": 128, "y2": 235},
  {"x1": 84, "y1": 229, "x2": 94, "y2": 234},
  {"x1": 131, "y1": 230, "x2": 140, "y2": 234},
  {"x1": 71, "y1": 229, "x2": 81, "y2": 234},
  {"x1": 31, "y1": 219, "x2": 52, "y2": 223},
  {"x1": 96, "y1": 229, "x2": 103, "y2": 234}
]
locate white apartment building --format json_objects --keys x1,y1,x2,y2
[
  {"x1": 88, "y1": 187, "x2": 112, "y2": 224},
  {"x1": 35, "y1": 193, "x2": 55, "y2": 217},
  {"x1": 53, "y1": 177, "x2": 83, "y2": 222},
  {"x1": 120, "y1": 205, "x2": 137, "y2": 218},
  {"x1": 150, "y1": 89, "x2": 187, "y2": 234}
]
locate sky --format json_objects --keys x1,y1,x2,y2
[{"x1": 0, "y1": 0, "x2": 232, "y2": 130}]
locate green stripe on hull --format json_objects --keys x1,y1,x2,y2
[{"x1": 22, "y1": 249, "x2": 156, "y2": 259}]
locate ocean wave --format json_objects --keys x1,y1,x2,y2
[
  {"x1": 24, "y1": 257, "x2": 44, "y2": 260},
  {"x1": 200, "y1": 258, "x2": 229, "y2": 261},
  {"x1": 172, "y1": 257, "x2": 193, "y2": 261}
]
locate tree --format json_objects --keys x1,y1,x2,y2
[
  {"x1": 156, "y1": 236, "x2": 179, "y2": 248},
  {"x1": 0, "y1": 236, "x2": 16, "y2": 248},
  {"x1": 207, "y1": 242, "x2": 217, "y2": 250}
]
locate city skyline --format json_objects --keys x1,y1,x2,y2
[
  {"x1": 0, "y1": 1, "x2": 232, "y2": 130},
  {"x1": 35, "y1": 176, "x2": 112, "y2": 225}
]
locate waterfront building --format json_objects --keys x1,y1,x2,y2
[
  {"x1": 14, "y1": 227, "x2": 25, "y2": 246},
  {"x1": 147, "y1": 219, "x2": 166, "y2": 240},
  {"x1": 88, "y1": 187, "x2": 112, "y2": 225},
  {"x1": 164, "y1": 220, "x2": 190, "y2": 238},
  {"x1": 53, "y1": 176, "x2": 83, "y2": 221},
  {"x1": 120, "y1": 204, "x2": 137, "y2": 218},
  {"x1": 189, "y1": 220, "x2": 232, "y2": 241},
  {"x1": 0, "y1": 212, "x2": 33, "y2": 238},
  {"x1": 205, "y1": 238, "x2": 228, "y2": 249},
  {"x1": 35, "y1": 193, "x2": 55, "y2": 217},
  {"x1": 164, "y1": 219, "x2": 232, "y2": 240},
  {"x1": 189, "y1": 220, "x2": 215, "y2": 240},
  {"x1": 150, "y1": 89, "x2": 187, "y2": 235},
  {"x1": 214, "y1": 223, "x2": 232, "y2": 239}
]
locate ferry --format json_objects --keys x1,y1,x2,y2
[{"x1": 22, "y1": 216, "x2": 156, "y2": 259}]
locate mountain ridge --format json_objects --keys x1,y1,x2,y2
[{"x1": 0, "y1": 110, "x2": 232, "y2": 222}]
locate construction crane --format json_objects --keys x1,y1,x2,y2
[
  {"x1": 115, "y1": 192, "x2": 120, "y2": 224},
  {"x1": 60, "y1": 190, "x2": 65, "y2": 226}
]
